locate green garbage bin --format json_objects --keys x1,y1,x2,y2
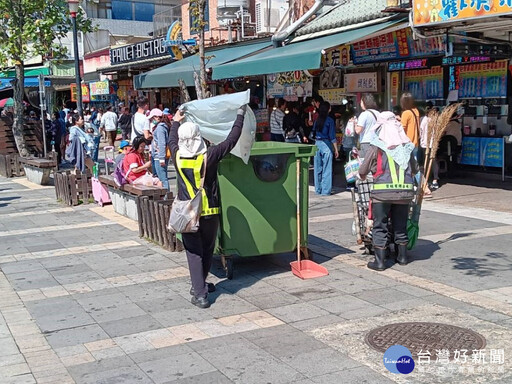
[{"x1": 216, "y1": 141, "x2": 317, "y2": 278}]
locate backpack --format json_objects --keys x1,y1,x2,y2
[{"x1": 113, "y1": 161, "x2": 131, "y2": 187}]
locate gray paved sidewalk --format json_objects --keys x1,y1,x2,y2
[{"x1": 0, "y1": 175, "x2": 512, "y2": 383}]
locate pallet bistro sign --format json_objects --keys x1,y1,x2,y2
[{"x1": 110, "y1": 37, "x2": 168, "y2": 65}]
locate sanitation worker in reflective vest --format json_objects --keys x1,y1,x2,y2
[
  {"x1": 358, "y1": 111, "x2": 419, "y2": 272},
  {"x1": 171, "y1": 106, "x2": 246, "y2": 308}
]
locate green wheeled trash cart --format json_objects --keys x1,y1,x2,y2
[{"x1": 216, "y1": 142, "x2": 317, "y2": 279}]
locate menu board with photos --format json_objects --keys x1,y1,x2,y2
[
  {"x1": 450, "y1": 60, "x2": 508, "y2": 99},
  {"x1": 403, "y1": 67, "x2": 444, "y2": 100}
]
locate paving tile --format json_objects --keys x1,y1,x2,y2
[
  {"x1": 100, "y1": 314, "x2": 164, "y2": 338},
  {"x1": 138, "y1": 351, "x2": 217, "y2": 383},
  {"x1": 162, "y1": 370, "x2": 233, "y2": 384},
  {"x1": 279, "y1": 348, "x2": 361, "y2": 377},
  {"x1": 135, "y1": 295, "x2": 191, "y2": 314},
  {"x1": 198, "y1": 339, "x2": 305, "y2": 384},
  {"x1": 240, "y1": 291, "x2": 301, "y2": 309},
  {"x1": 45, "y1": 324, "x2": 110, "y2": 349},
  {"x1": 354, "y1": 288, "x2": 417, "y2": 306},
  {"x1": 248, "y1": 327, "x2": 327, "y2": 359},
  {"x1": 310, "y1": 366, "x2": 395, "y2": 384},
  {"x1": 88, "y1": 302, "x2": 147, "y2": 323},
  {"x1": 6, "y1": 270, "x2": 59, "y2": 291},
  {"x1": 129, "y1": 344, "x2": 193, "y2": 364},
  {"x1": 66, "y1": 356, "x2": 134, "y2": 378},
  {"x1": 34, "y1": 311, "x2": 96, "y2": 333},
  {"x1": 0, "y1": 373, "x2": 36, "y2": 384},
  {"x1": 309, "y1": 295, "x2": 372, "y2": 315},
  {"x1": 290, "y1": 314, "x2": 346, "y2": 332},
  {"x1": 71, "y1": 365, "x2": 153, "y2": 384},
  {"x1": 152, "y1": 307, "x2": 213, "y2": 328},
  {"x1": 267, "y1": 303, "x2": 330, "y2": 323}
]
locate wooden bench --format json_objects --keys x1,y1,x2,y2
[
  {"x1": 19, "y1": 157, "x2": 57, "y2": 185},
  {"x1": 99, "y1": 175, "x2": 168, "y2": 220}
]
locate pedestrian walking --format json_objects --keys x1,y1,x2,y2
[
  {"x1": 100, "y1": 105, "x2": 118, "y2": 147},
  {"x1": 131, "y1": 97, "x2": 152, "y2": 141},
  {"x1": 118, "y1": 107, "x2": 132, "y2": 141},
  {"x1": 170, "y1": 105, "x2": 246, "y2": 309},
  {"x1": 313, "y1": 101, "x2": 339, "y2": 196},
  {"x1": 148, "y1": 108, "x2": 170, "y2": 190},
  {"x1": 270, "y1": 98, "x2": 286, "y2": 142},
  {"x1": 282, "y1": 102, "x2": 305, "y2": 143},
  {"x1": 355, "y1": 93, "x2": 380, "y2": 158},
  {"x1": 358, "y1": 111, "x2": 418, "y2": 271}
]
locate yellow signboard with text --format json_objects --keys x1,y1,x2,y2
[{"x1": 413, "y1": 0, "x2": 512, "y2": 27}]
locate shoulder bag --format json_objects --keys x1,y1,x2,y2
[{"x1": 167, "y1": 154, "x2": 207, "y2": 234}]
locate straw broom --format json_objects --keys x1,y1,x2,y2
[
  {"x1": 407, "y1": 103, "x2": 461, "y2": 249},
  {"x1": 421, "y1": 103, "x2": 461, "y2": 197}
]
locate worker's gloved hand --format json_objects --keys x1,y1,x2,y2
[{"x1": 237, "y1": 104, "x2": 247, "y2": 116}]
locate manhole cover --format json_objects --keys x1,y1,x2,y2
[{"x1": 366, "y1": 322, "x2": 486, "y2": 358}]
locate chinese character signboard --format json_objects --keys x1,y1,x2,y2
[
  {"x1": 461, "y1": 137, "x2": 504, "y2": 167},
  {"x1": 322, "y1": 45, "x2": 351, "y2": 68},
  {"x1": 449, "y1": 60, "x2": 507, "y2": 98},
  {"x1": 351, "y1": 28, "x2": 445, "y2": 65},
  {"x1": 318, "y1": 88, "x2": 347, "y2": 105},
  {"x1": 89, "y1": 80, "x2": 110, "y2": 96},
  {"x1": 461, "y1": 137, "x2": 481, "y2": 165},
  {"x1": 414, "y1": 0, "x2": 512, "y2": 26},
  {"x1": 70, "y1": 83, "x2": 90, "y2": 103},
  {"x1": 344, "y1": 73, "x2": 378, "y2": 93},
  {"x1": 404, "y1": 67, "x2": 444, "y2": 100},
  {"x1": 266, "y1": 71, "x2": 313, "y2": 100}
]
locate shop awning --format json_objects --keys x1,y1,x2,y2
[
  {"x1": 0, "y1": 77, "x2": 50, "y2": 91},
  {"x1": 134, "y1": 40, "x2": 271, "y2": 89},
  {"x1": 0, "y1": 66, "x2": 50, "y2": 78},
  {"x1": 212, "y1": 21, "x2": 398, "y2": 80}
]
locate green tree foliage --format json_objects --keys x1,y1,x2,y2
[{"x1": 0, "y1": 0, "x2": 93, "y2": 156}]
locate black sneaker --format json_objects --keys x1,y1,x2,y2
[
  {"x1": 430, "y1": 182, "x2": 439, "y2": 190},
  {"x1": 191, "y1": 295, "x2": 210, "y2": 309},
  {"x1": 190, "y1": 283, "x2": 216, "y2": 296}
]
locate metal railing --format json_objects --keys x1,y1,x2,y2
[{"x1": 153, "y1": 6, "x2": 182, "y2": 37}]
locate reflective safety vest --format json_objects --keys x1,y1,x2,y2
[
  {"x1": 372, "y1": 151, "x2": 414, "y2": 194},
  {"x1": 175, "y1": 152, "x2": 220, "y2": 216}
]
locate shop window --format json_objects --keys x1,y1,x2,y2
[
  {"x1": 134, "y1": 2, "x2": 155, "y2": 22},
  {"x1": 112, "y1": 0, "x2": 132, "y2": 20}
]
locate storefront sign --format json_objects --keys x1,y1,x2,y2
[
  {"x1": 266, "y1": 71, "x2": 313, "y2": 100},
  {"x1": 318, "y1": 88, "x2": 347, "y2": 106},
  {"x1": 449, "y1": 60, "x2": 507, "y2": 98},
  {"x1": 165, "y1": 21, "x2": 196, "y2": 60},
  {"x1": 461, "y1": 137, "x2": 480, "y2": 165},
  {"x1": 390, "y1": 72, "x2": 400, "y2": 105},
  {"x1": 389, "y1": 58, "x2": 441, "y2": 71},
  {"x1": 442, "y1": 56, "x2": 493, "y2": 66},
  {"x1": 413, "y1": 0, "x2": 512, "y2": 27},
  {"x1": 89, "y1": 80, "x2": 110, "y2": 96},
  {"x1": 404, "y1": 67, "x2": 443, "y2": 100},
  {"x1": 110, "y1": 38, "x2": 168, "y2": 65},
  {"x1": 70, "y1": 83, "x2": 90, "y2": 103},
  {"x1": 344, "y1": 73, "x2": 377, "y2": 93},
  {"x1": 482, "y1": 137, "x2": 503, "y2": 167},
  {"x1": 322, "y1": 45, "x2": 351, "y2": 68},
  {"x1": 351, "y1": 28, "x2": 445, "y2": 65},
  {"x1": 461, "y1": 137, "x2": 504, "y2": 167}
]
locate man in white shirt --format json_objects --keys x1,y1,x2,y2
[
  {"x1": 355, "y1": 93, "x2": 380, "y2": 158},
  {"x1": 270, "y1": 98, "x2": 287, "y2": 142},
  {"x1": 131, "y1": 96, "x2": 152, "y2": 142},
  {"x1": 100, "y1": 105, "x2": 118, "y2": 147}
]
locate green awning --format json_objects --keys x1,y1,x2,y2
[
  {"x1": 0, "y1": 66, "x2": 50, "y2": 78},
  {"x1": 134, "y1": 40, "x2": 271, "y2": 89},
  {"x1": 212, "y1": 21, "x2": 398, "y2": 80}
]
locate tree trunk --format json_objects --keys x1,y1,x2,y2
[
  {"x1": 197, "y1": 0, "x2": 208, "y2": 100},
  {"x1": 12, "y1": 62, "x2": 29, "y2": 157},
  {"x1": 178, "y1": 79, "x2": 191, "y2": 103}
]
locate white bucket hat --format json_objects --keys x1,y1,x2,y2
[{"x1": 178, "y1": 122, "x2": 206, "y2": 157}]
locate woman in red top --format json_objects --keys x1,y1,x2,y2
[{"x1": 122, "y1": 136, "x2": 161, "y2": 186}]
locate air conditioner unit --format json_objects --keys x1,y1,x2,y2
[{"x1": 255, "y1": 0, "x2": 288, "y2": 34}]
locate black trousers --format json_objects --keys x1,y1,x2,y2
[
  {"x1": 372, "y1": 202, "x2": 409, "y2": 249},
  {"x1": 182, "y1": 215, "x2": 219, "y2": 298}
]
